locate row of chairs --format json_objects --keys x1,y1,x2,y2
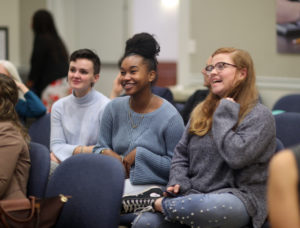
[
  {"x1": 272, "y1": 93, "x2": 300, "y2": 148},
  {"x1": 272, "y1": 94, "x2": 300, "y2": 113},
  {"x1": 27, "y1": 142, "x2": 125, "y2": 228},
  {"x1": 26, "y1": 93, "x2": 300, "y2": 227}
]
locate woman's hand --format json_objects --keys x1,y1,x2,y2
[
  {"x1": 123, "y1": 148, "x2": 136, "y2": 178},
  {"x1": 50, "y1": 152, "x2": 61, "y2": 163},
  {"x1": 110, "y1": 73, "x2": 123, "y2": 99},
  {"x1": 225, "y1": 97, "x2": 236, "y2": 103},
  {"x1": 15, "y1": 81, "x2": 29, "y2": 94},
  {"x1": 73, "y1": 145, "x2": 94, "y2": 155},
  {"x1": 164, "y1": 184, "x2": 181, "y2": 197},
  {"x1": 101, "y1": 149, "x2": 127, "y2": 176},
  {"x1": 101, "y1": 149, "x2": 123, "y2": 162}
]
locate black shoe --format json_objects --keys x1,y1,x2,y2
[{"x1": 121, "y1": 186, "x2": 163, "y2": 213}]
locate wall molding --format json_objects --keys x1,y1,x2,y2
[
  {"x1": 182, "y1": 74, "x2": 300, "y2": 90},
  {"x1": 256, "y1": 76, "x2": 300, "y2": 90}
]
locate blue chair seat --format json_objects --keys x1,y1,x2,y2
[{"x1": 46, "y1": 154, "x2": 125, "y2": 228}]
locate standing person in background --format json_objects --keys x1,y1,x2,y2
[
  {"x1": 93, "y1": 33, "x2": 184, "y2": 207},
  {"x1": 130, "y1": 47, "x2": 276, "y2": 228},
  {"x1": 0, "y1": 60, "x2": 46, "y2": 123},
  {"x1": 27, "y1": 9, "x2": 69, "y2": 98},
  {"x1": 50, "y1": 49, "x2": 110, "y2": 168},
  {"x1": 0, "y1": 74, "x2": 30, "y2": 200}
]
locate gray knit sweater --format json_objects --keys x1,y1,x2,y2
[{"x1": 168, "y1": 99, "x2": 276, "y2": 228}]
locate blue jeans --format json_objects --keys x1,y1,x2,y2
[{"x1": 132, "y1": 193, "x2": 250, "y2": 228}]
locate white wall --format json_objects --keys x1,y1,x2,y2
[
  {"x1": 47, "y1": 0, "x2": 127, "y2": 63},
  {"x1": 130, "y1": 0, "x2": 178, "y2": 61},
  {"x1": 175, "y1": 0, "x2": 300, "y2": 109},
  {"x1": 46, "y1": 0, "x2": 129, "y2": 97},
  {"x1": 0, "y1": 0, "x2": 19, "y2": 64}
]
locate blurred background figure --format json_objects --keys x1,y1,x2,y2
[
  {"x1": 0, "y1": 60, "x2": 46, "y2": 123},
  {"x1": 27, "y1": 9, "x2": 69, "y2": 99},
  {"x1": 180, "y1": 56, "x2": 211, "y2": 125}
]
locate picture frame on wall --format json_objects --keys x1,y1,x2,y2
[
  {"x1": 276, "y1": 0, "x2": 300, "y2": 53},
  {"x1": 0, "y1": 27, "x2": 8, "y2": 59}
]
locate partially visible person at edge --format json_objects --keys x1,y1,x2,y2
[
  {"x1": 180, "y1": 56, "x2": 211, "y2": 125},
  {"x1": 129, "y1": 47, "x2": 276, "y2": 228},
  {"x1": 0, "y1": 73, "x2": 31, "y2": 200},
  {"x1": 50, "y1": 49, "x2": 110, "y2": 172},
  {"x1": 268, "y1": 145, "x2": 300, "y2": 228},
  {"x1": 93, "y1": 33, "x2": 185, "y2": 201},
  {"x1": 0, "y1": 60, "x2": 46, "y2": 123},
  {"x1": 27, "y1": 9, "x2": 69, "y2": 98}
]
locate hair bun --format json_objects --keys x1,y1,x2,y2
[{"x1": 125, "y1": 33, "x2": 160, "y2": 59}]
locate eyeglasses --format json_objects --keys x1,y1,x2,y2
[{"x1": 205, "y1": 62, "x2": 237, "y2": 75}]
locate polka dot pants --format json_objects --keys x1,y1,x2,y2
[{"x1": 132, "y1": 193, "x2": 250, "y2": 228}]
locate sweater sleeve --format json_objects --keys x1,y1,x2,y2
[
  {"x1": 131, "y1": 114, "x2": 185, "y2": 185},
  {"x1": 0, "y1": 125, "x2": 23, "y2": 198},
  {"x1": 93, "y1": 103, "x2": 113, "y2": 154},
  {"x1": 167, "y1": 123, "x2": 192, "y2": 193},
  {"x1": 15, "y1": 91, "x2": 46, "y2": 119},
  {"x1": 50, "y1": 102, "x2": 77, "y2": 161},
  {"x1": 212, "y1": 99, "x2": 276, "y2": 169}
]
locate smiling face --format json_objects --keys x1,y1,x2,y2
[
  {"x1": 119, "y1": 55, "x2": 155, "y2": 96},
  {"x1": 68, "y1": 58, "x2": 99, "y2": 97},
  {"x1": 209, "y1": 53, "x2": 246, "y2": 97}
]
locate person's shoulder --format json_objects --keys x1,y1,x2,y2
[
  {"x1": 0, "y1": 122, "x2": 21, "y2": 137},
  {"x1": 0, "y1": 121, "x2": 14, "y2": 130},
  {"x1": 159, "y1": 98, "x2": 182, "y2": 118},
  {"x1": 112, "y1": 96, "x2": 129, "y2": 104},
  {"x1": 104, "y1": 96, "x2": 128, "y2": 110},
  {"x1": 93, "y1": 90, "x2": 110, "y2": 103},
  {"x1": 252, "y1": 102, "x2": 273, "y2": 117},
  {"x1": 269, "y1": 149, "x2": 296, "y2": 177},
  {"x1": 51, "y1": 94, "x2": 72, "y2": 110}
]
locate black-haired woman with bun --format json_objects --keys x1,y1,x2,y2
[{"x1": 93, "y1": 33, "x2": 184, "y2": 211}]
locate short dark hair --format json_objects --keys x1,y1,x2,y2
[{"x1": 70, "y1": 49, "x2": 101, "y2": 74}]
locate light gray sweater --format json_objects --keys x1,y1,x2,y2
[
  {"x1": 168, "y1": 99, "x2": 276, "y2": 228},
  {"x1": 93, "y1": 96, "x2": 185, "y2": 185},
  {"x1": 51, "y1": 89, "x2": 110, "y2": 161}
]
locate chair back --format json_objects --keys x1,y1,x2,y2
[
  {"x1": 274, "y1": 112, "x2": 300, "y2": 148},
  {"x1": 28, "y1": 113, "x2": 51, "y2": 149},
  {"x1": 27, "y1": 142, "x2": 50, "y2": 198},
  {"x1": 272, "y1": 94, "x2": 300, "y2": 113},
  {"x1": 46, "y1": 154, "x2": 125, "y2": 228},
  {"x1": 275, "y1": 138, "x2": 284, "y2": 153}
]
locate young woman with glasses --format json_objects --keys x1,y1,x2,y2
[{"x1": 130, "y1": 47, "x2": 276, "y2": 228}]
